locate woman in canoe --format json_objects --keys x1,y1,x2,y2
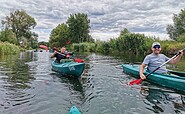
[
  {"x1": 140, "y1": 42, "x2": 184, "y2": 80},
  {"x1": 50, "y1": 47, "x2": 70, "y2": 63}
]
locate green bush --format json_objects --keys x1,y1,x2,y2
[{"x1": 0, "y1": 42, "x2": 20, "y2": 55}]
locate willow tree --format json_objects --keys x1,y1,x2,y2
[
  {"x1": 66, "y1": 13, "x2": 92, "y2": 43},
  {"x1": 1, "y1": 10, "x2": 37, "y2": 44}
]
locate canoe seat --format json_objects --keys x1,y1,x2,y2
[{"x1": 60, "y1": 59, "x2": 73, "y2": 63}]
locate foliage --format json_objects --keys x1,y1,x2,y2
[
  {"x1": 66, "y1": 13, "x2": 93, "y2": 43},
  {"x1": 117, "y1": 33, "x2": 152, "y2": 54},
  {"x1": 108, "y1": 38, "x2": 119, "y2": 53},
  {"x1": 167, "y1": 8, "x2": 185, "y2": 40},
  {"x1": 49, "y1": 23, "x2": 70, "y2": 48},
  {"x1": 176, "y1": 33, "x2": 185, "y2": 42},
  {"x1": 29, "y1": 32, "x2": 38, "y2": 49},
  {"x1": 38, "y1": 41, "x2": 49, "y2": 47},
  {"x1": 49, "y1": 23, "x2": 69, "y2": 47},
  {"x1": 0, "y1": 42, "x2": 20, "y2": 55},
  {"x1": 1, "y1": 9, "x2": 37, "y2": 47},
  {"x1": 0, "y1": 28, "x2": 18, "y2": 44},
  {"x1": 19, "y1": 36, "x2": 28, "y2": 48},
  {"x1": 160, "y1": 41, "x2": 185, "y2": 54},
  {"x1": 120, "y1": 28, "x2": 130, "y2": 36},
  {"x1": 95, "y1": 41, "x2": 110, "y2": 54},
  {"x1": 54, "y1": 37, "x2": 185, "y2": 57},
  {"x1": 72, "y1": 42, "x2": 96, "y2": 52},
  {"x1": 73, "y1": 43, "x2": 80, "y2": 52}
]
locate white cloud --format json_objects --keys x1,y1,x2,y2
[{"x1": 0, "y1": 0, "x2": 185, "y2": 42}]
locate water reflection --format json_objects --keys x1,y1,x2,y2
[
  {"x1": 0, "y1": 51, "x2": 36, "y2": 111},
  {"x1": 0, "y1": 52, "x2": 35, "y2": 89},
  {"x1": 59, "y1": 76, "x2": 84, "y2": 94},
  {"x1": 140, "y1": 86, "x2": 185, "y2": 113}
]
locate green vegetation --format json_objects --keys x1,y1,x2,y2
[
  {"x1": 49, "y1": 23, "x2": 70, "y2": 47},
  {"x1": 0, "y1": 42, "x2": 20, "y2": 55},
  {"x1": 67, "y1": 13, "x2": 94, "y2": 43},
  {"x1": 1, "y1": 10, "x2": 38, "y2": 49},
  {"x1": 49, "y1": 13, "x2": 94, "y2": 48},
  {"x1": 72, "y1": 42, "x2": 96, "y2": 52},
  {"x1": 167, "y1": 8, "x2": 185, "y2": 41},
  {"x1": 71, "y1": 29, "x2": 185, "y2": 56}
]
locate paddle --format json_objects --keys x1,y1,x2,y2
[
  {"x1": 129, "y1": 48, "x2": 185, "y2": 85},
  {"x1": 55, "y1": 51, "x2": 84, "y2": 63}
]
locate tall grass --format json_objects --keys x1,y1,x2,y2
[
  {"x1": 72, "y1": 42, "x2": 96, "y2": 52},
  {"x1": 0, "y1": 42, "x2": 20, "y2": 55}
]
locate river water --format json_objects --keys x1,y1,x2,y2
[{"x1": 0, "y1": 51, "x2": 185, "y2": 114}]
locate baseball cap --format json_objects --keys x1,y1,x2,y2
[{"x1": 152, "y1": 42, "x2": 160, "y2": 48}]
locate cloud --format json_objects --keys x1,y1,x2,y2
[{"x1": 0, "y1": 0, "x2": 185, "y2": 42}]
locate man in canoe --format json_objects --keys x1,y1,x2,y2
[
  {"x1": 51, "y1": 47, "x2": 69, "y2": 63},
  {"x1": 140, "y1": 42, "x2": 184, "y2": 80}
]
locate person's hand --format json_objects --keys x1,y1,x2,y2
[
  {"x1": 54, "y1": 50, "x2": 58, "y2": 54},
  {"x1": 179, "y1": 50, "x2": 184, "y2": 56},
  {"x1": 66, "y1": 54, "x2": 70, "y2": 58},
  {"x1": 140, "y1": 74, "x2": 146, "y2": 80}
]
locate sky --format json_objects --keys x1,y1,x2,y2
[{"x1": 0, "y1": 0, "x2": 185, "y2": 42}]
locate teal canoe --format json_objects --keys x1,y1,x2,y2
[
  {"x1": 51, "y1": 59, "x2": 85, "y2": 77},
  {"x1": 168, "y1": 69, "x2": 185, "y2": 77},
  {"x1": 69, "y1": 106, "x2": 81, "y2": 114},
  {"x1": 122, "y1": 64, "x2": 185, "y2": 92}
]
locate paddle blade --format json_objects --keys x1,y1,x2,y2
[{"x1": 129, "y1": 79, "x2": 142, "y2": 85}]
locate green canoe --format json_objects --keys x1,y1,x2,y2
[
  {"x1": 69, "y1": 106, "x2": 81, "y2": 114},
  {"x1": 168, "y1": 69, "x2": 185, "y2": 77},
  {"x1": 122, "y1": 64, "x2": 185, "y2": 92},
  {"x1": 51, "y1": 59, "x2": 85, "y2": 77}
]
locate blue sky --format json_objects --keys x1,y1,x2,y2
[{"x1": 0, "y1": 0, "x2": 185, "y2": 42}]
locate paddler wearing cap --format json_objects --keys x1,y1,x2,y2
[{"x1": 139, "y1": 42, "x2": 184, "y2": 80}]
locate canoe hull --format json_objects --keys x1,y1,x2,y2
[
  {"x1": 69, "y1": 106, "x2": 81, "y2": 114},
  {"x1": 122, "y1": 64, "x2": 185, "y2": 92},
  {"x1": 52, "y1": 61, "x2": 85, "y2": 77}
]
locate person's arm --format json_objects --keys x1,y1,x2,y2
[
  {"x1": 169, "y1": 50, "x2": 184, "y2": 64},
  {"x1": 50, "y1": 51, "x2": 57, "y2": 58},
  {"x1": 140, "y1": 63, "x2": 147, "y2": 80}
]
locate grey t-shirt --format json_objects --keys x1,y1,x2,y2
[{"x1": 143, "y1": 53, "x2": 170, "y2": 73}]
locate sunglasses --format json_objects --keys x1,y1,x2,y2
[{"x1": 153, "y1": 45, "x2": 160, "y2": 49}]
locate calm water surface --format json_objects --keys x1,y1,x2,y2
[{"x1": 0, "y1": 51, "x2": 185, "y2": 114}]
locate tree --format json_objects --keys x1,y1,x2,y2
[
  {"x1": 49, "y1": 23, "x2": 70, "y2": 48},
  {"x1": 117, "y1": 33, "x2": 148, "y2": 55},
  {"x1": 167, "y1": 9, "x2": 185, "y2": 40},
  {"x1": 120, "y1": 28, "x2": 130, "y2": 36},
  {"x1": 177, "y1": 33, "x2": 185, "y2": 42},
  {"x1": 66, "y1": 13, "x2": 92, "y2": 43},
  {"x1": 30, "y1": 32, "x2": 38, "y2": 49},
  {"x1": 0, "y1": 28, "x2": 18, "y2": 44},
  {"x1": 1, "y1": 10, "x2": 37, "y2": 43}
]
